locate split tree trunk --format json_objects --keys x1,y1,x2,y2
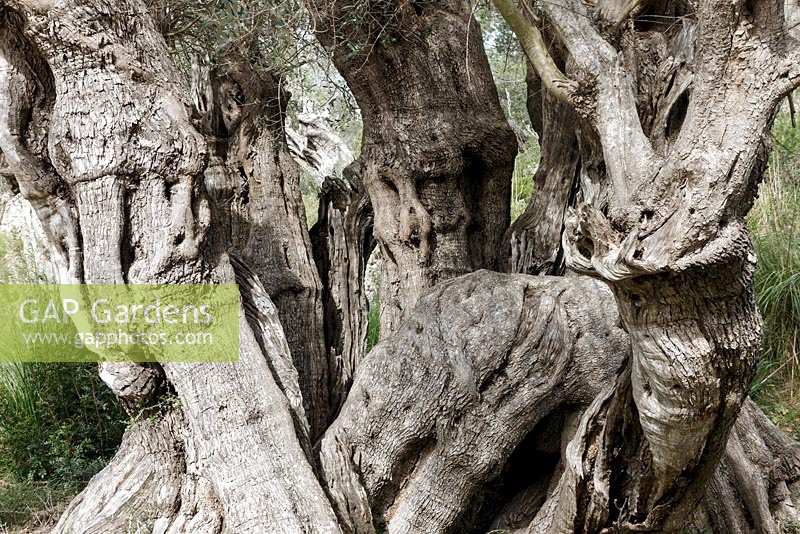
[
  {"x1": 192, "y1": 57, "x2": 332, "y2": 436},
  {"x1": 310, "y1": 167, "x2": 374, "y2": 417}
]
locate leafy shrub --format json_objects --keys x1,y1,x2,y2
[
  {"x1": 750, "y1": 170, "x2": 800, "y2": 393},
  {"x1": 0, "y1": 477, "x2": 86, "y2": 529},
  {"x1": 749, "y1": 109, "x2": 800, "y2": 401},
  {"x1": 0, "y1": 230, "x2": 126, "y2": 528},
  {"x1": 0, "y1": 362, "x2": 126, "y2": 484}
]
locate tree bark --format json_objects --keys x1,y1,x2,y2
[
  {"x1": 192, "y1": 57, "x2": 332, "y2": 437},
  {"x1": 317, "y1": 271, "x2": 630, "y2": 534},
  {"x1": 306, "y1": 0, "x2": 518, "y2": 334},
  {"x1": 506, "y1": 61, "x2": 579, "y2": 276},
  {"x1": 310, "y1": 166, "x2": 375, "y2": 418},
  {"x1": 2, "y1": 0, "x2": 800, "y2": 532},
  {"x1": 492, "y1": 0, "x2": 800, "y2": 529},
  {"x1": 0, "y1": 2, "x2": 340, "y2": 531}
]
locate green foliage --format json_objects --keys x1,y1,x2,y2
[
  {"x1": 750, "y1": 108, "x2": 800, "y2": 399},
  {"x1": 770, "y1": 107, "x2": 800, "y2": 169},
  {"x1": 146, "y1": 0, "x2": 308, "y2": 73},
  {"x1": 0, "y1": 478, "x2": 84, "y2": 530},
  {"x1": 782, "y1": 519, "x2": 800, "y2": 534},
  {"x1": 749, "y1": 170, "x2": 800, "y2": 394},
  {"x1": 750, "y1": 103, "x2": 800, "y2": 439},
  {"x1": 0, "y1": 231, "x2": 126, "y2": 529},
  {"x1": 511, "y1": 140, "x2": 539, "y2": 221},
  {"x1": 367, "y1": 292, "x2": 381, "y2": 352},
  {"x1": 476, "y1": 4, "x2": 533, "y2": 133},
  {"x1": 478, "y1": 4, "x2": 539, "y2": 222},
  {"x1": 0, "y1": 363, "x2": 126, "y2": 484}
]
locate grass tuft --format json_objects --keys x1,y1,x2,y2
[{"x1": 749, "y1": 104, "x2": 800, "y2": 432}]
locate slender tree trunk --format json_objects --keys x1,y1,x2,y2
[
  {"x1": 506, "y1": 57, "x2": 580, "y2": 276},
  {"x1": 288, "y1": 111, "x2": 374, "y2": 419}
]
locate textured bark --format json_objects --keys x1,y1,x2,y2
[
  {"x1": 287, "y1": 109, "x2": 355, "y2": 188},
  {"x1": 0, "y1": 2, "x2": 340, "y2": 531},
  {"x1": 310, "y1": 167, "x2": 375, "y2": 418},
  {"x1": 0, "y1": 7, "x2": 80, "y2": 282},
  {"x1": 286, "y1": 108, "x2": 372, "y2": 419},
  {"x1": 506, "y1": 61, "x2": 579, "y2": 275},
  {"x1": 306, "y1": 0, "x2": 518, "y2": 334},
  {"x1": 3, "y1": 0, "x2": 800, "y2": 531},
  {"x1": 318, "y1": 271, "x2": 630, "y2": 534},
  {"x1": 51, "y1": 407, "x2": 190, "y2": 533},
  {"x1": 315, "y1": 268, "x2": 800, "y2": 534},
  {"x1": 192, "y1": 57, "x2": 332, "y2": 437},
  {"x1": 700, "y1": 399, "x2": 800, "y2": 533},
  {"x1": 493, "y1": 0, "x2": 800, "y2": 529}
]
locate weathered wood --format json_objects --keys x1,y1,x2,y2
[
  {"x1": 190, "y1": 55, "x2": 332, "y2": 437},
  {"x1": 306, "y1": 0, "x2": 518, "y2": 334},
  {"x1": 318, "y1": 271, "x2": 629, "y2": 533},
  {"x1": 494, "y1": 0, "x2": 800, "y2": 529},
  {"x1": 506, "y1": 62, "x2": 579, "y2": 276},
  {"x1": 0, "y1": 2, "x2": 341, "y2": 530},
  {"x1": 3, "y1": 0, "x2": 800, "y2": 531},
  {"x1": 311, "y1": 167, "x2": 375, "y2": 418}
]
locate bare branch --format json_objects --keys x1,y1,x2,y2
[{"x1": 491, "y1": 0, "x2": 574, "y2": 103}]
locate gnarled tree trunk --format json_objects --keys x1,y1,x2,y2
[
  {"x1": 0, "y1": 2, "x2": 339, "y2": 531},
  {"x1": 492, "y1": 0, "x2": 800, "y2": 529},
  {"x1": 306, "y1": 0, "x2": 518, "y2": 334},
  {"x1": 2, "y1": 0, "x2": 800, "y2": 532},
  {"x1": 192, "y1": 56, "x2": 332, "y2": 437}
]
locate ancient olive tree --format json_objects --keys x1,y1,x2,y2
[{"x1": 0, "y1": 0, "x2": 799, "y2": 532}]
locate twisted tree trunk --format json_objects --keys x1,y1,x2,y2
[
  {"x1": 492, "y1": 0, "x2": 800, "y2": 529},
  {"x1": 0, "y1": 2, "x2": 338, "y2": 531}
]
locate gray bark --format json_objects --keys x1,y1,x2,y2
[
  {"x1": 1, "y1": 0, "x2": 800, "y2": 532},
  {"x1": 306, "y1": 0, "x2": 518, "y2": 334},
  {"x1": 493, "y1": 0, "x2": 800, "y2": 529},
  {"x1": 286, "y1": 109, "x2": 355, "y2": 187},
  {"x1": 192, "y1": 57, "x2": 332, "y2": 437},
  {"x1": 506, "y1": 60, "x2": 579, "y2": 276},
  {"x1": 0, "y1": 2, "x2": 340, "y2": 531},
  {"x1": 286, "y1": 109, "x2": 373, "y2": 418},
  {"x1": 318, "y1": 271, "x2": 629, "y2": 534},
  {"x1": 310, "y1": 166, "x2": 375, "y2": 418}
]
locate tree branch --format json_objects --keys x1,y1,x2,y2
[
  {"x1": 490, "y1": 0, "x2": 575, "y2": 103},
  {"x1": 539, "y1": 0, "x2": 657, "y2": 193},
  {"x1": 0, "y1": 11, "x2": 82, "y2": 282}
]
